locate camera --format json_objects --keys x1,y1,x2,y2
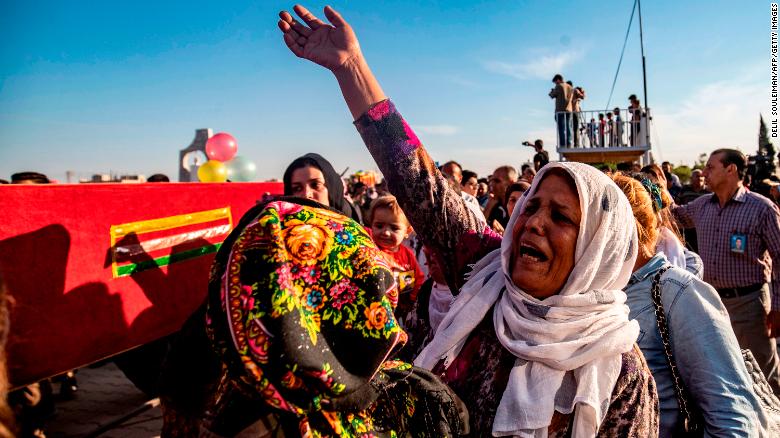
[
  {"x1": 522, "y1": 141, "x2": 532, "y2": 146},
  {"x1": 747, "y1": 152, "x2": 778, "y2": 198}
]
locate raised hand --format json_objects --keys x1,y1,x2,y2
[{"x1": 278, "y1": 5, "x2": 362, "y2": 73}]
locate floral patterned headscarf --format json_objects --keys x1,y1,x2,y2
[{"x1": 205, "y1": 199, "x2": 466, "y2": 437}]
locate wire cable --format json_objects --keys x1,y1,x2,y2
[{"x1": 605, "y1": 0, "x2": 638, "y2": 110}]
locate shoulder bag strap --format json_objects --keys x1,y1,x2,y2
[{"x1": 650, "y1": 265, "x2": 700, "y2": 433}]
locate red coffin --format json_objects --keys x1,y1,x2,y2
[{"x1": 0, "y1": 182, "x2": 283, "y2": 387}]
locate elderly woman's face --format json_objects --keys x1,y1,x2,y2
[{"x1": 510, "y1": 172, "x2": 580, "y2": 299}]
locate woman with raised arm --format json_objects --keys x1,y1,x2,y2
[{"x1": 279, "y1": 6, "x2": 658, "y2": 436}]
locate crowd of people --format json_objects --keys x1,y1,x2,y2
[
  {"x1": 158, "y1": 5, "x2": 780, "y2": 437},
  {"x1": 4, "y1": 4, "x2": 780, "y2": 437}
]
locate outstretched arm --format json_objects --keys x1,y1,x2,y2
[{"x1": 277, "y1": 6, "x2": 500, "y2": 290}]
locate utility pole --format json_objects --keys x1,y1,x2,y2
[{"x1": 637, "y1": 0, "x2": 648, "y2": 109}]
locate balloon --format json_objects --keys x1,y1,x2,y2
[
  {"x1": 205, "y1": 132, "x2": 238, "y2": 162},
  {"x1": 197, "y1": 160, "x2": 228, "y2": 182},
  {"x1": 225, "y1": 155, "x2": 257, "y2": 182}
]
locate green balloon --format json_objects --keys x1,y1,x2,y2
[{"x1": 225, "y1": 155, "x2": 257, "y2": 182}]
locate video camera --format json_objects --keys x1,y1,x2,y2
[{"x1": 747, "y1": 152, "x2": 778, "y2": 197}]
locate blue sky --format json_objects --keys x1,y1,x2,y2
[{"x1": 0, "y1": 1, "x2": 768, "y2": 181}]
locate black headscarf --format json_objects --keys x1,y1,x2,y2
[{"x1": 283, "y1": 153, "x2": 360, "y2": 221}]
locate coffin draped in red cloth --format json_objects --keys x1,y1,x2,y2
[{"x1": 0, "y1": 182, "x2": 283, "y2": 387}]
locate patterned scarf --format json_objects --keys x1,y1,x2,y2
[
  {"x1": 206, "y1": 199, "x2": 467, "y2": 437},
  {"x1": 417, "y1": 163, "x2": 639, "y2": 437}
]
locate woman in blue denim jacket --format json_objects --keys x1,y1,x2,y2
[{"x1": 614, "y1": 174, "x2": 764, "y2": 437}]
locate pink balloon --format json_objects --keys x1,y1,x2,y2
[{"x1": 205, "y1": 132, "x2": 238, "y2": 162}]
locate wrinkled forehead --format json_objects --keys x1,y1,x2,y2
[
  {"x1": 526, "y1": 167, "x2": 579, "y2": 204},
  {"x1": 526, "y1": 162, "x2": 619, "y2": 220}
]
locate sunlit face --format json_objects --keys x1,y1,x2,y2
[
  {"x1": 290, "y1": 166, "x2": 329, "y2": 205},
  {"x1": 462, "y1": 177, "x2": 478, "y2": 197},
  {"x1": 371, "y1": 208, "x2": 410, "y2": 252},
  {"x1": 691, "y1": 170, "x2": 705, "y2": 190},
  {"x1": 477, "y1": 182, "x2": 488, "y2": 197},
  {"x1": 702, "y1": 153, "x2": 731, "y2": 192},
  {"x1": 489, "y1": 170, "x2": 510, "y2": 199},
  {"x1": 441, "y1": 163, "x2": 462, "y2": 184},
  {"x1": 522, "y1": 168, "x2": 536, "y2": 182},
  {"x1": 506, "y1": 190, "x2": 526, "y2": 216},
  {"x1": 510, "y1": 172, "x2": 581, "y2": 299}
]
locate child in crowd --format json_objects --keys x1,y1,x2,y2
[
  {"x1": 368, "y1": 195, "x2": 425, "y2": 320},
  {"x1": 598, "y1": 113, "x2": 606, "y2": 147}
]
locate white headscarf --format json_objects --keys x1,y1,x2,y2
[
  {"x1": 656, "y1": 226, "x2": 686, "y2": 270},
  {"x1": 416, "y1": 162, "x2": 640, "y2": 437},
  {"x1": 428, "y1": 282, "x2": 455, "y2": 333}
]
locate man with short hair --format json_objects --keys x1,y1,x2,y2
[
  {"x1": 440, "y1": 160, "x2": 485, "y2": 223},
  {"x1": 677, "y1": 169, "x2": 708, "y2": 205},
  {"x1": 549, "y1": 74, "x2": 574, "y2": 147},
  {"x1": 672, "y1": 148, "x2": 780, "y2": 393},
  {"x1": 530, "y1": 139, "x2": 549, "y2": 171},
  {"x1": 628, "y1": 94, "x2": 644, "y2": 146},
  {"x1": 662, "y1": 161, "x2": 683, "y2": 197},
  {"x1": 676, "y1": 169, "x2": 709, "y2": 253},
  {"x1": 11, "y1": 171, "x2": 50, "y2": 184},
  {"x1": 572, "y1": 87, "x2": 586, "y2": 147},
  {"x1": 440, "y1": 161, "x2": 462, "y2": 185},
  {"x1": 486, "y1": 165, "x2": 518, "y2": 232},
  {"x1": 147, "y1": 173, "x2": 170, "y2": 183}
]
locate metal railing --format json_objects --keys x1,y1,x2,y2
[{"x1": 554, "y1": 108, "x2": 651, "y2": 150}]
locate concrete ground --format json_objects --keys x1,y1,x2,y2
[{"x1": 42, "y1": 362, "x2": 162, "y2": 438}]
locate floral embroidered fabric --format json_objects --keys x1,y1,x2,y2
[{"x1": 201, "y1": 199, "x2": 467, "y2": 437}]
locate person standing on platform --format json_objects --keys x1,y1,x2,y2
[
  {"x1": 572, "y1": 85, "x2": 586, "y2": 147},
  {"x1": 549, "y1": 74, "x2": 573, "y2": 147},
  {"x1": 629, "y1": 94, "x2": 644, "y2": 146},
  {"x1": 613, "y1": 108, "x2": 625, "y2": 147},
  {"x1": 672, "y1": 149, "x2": 780, "y2": 394}
]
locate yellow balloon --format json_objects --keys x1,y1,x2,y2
[{"x1": 197, "y1": 160, "x2": 228, "y2": 182}]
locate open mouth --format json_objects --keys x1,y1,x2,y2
[{"x1": 518, "y1": 243, "x2": 548, "y2": 262}]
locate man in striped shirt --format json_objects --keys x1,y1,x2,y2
[{"x1": 673, "y1": 148, "x2": 780, "y2": 394}]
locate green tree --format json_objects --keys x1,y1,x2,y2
[
  {"x1": 672, "y1": 165, "x2": 692, "y2": 185},
  {"x1": 760, "y1": 114, "x2": 776, "y2": 157},
  {"x1": 693, "y1": 153, "x2": 707, "y2": 170}
]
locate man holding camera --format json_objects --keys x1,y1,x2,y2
[
  {"x1": 523, "y1": 139, "x2": 549, "y2": 171},
  {"x1": 549, "y1": 74, "x2": 573, "y2": 147}
]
